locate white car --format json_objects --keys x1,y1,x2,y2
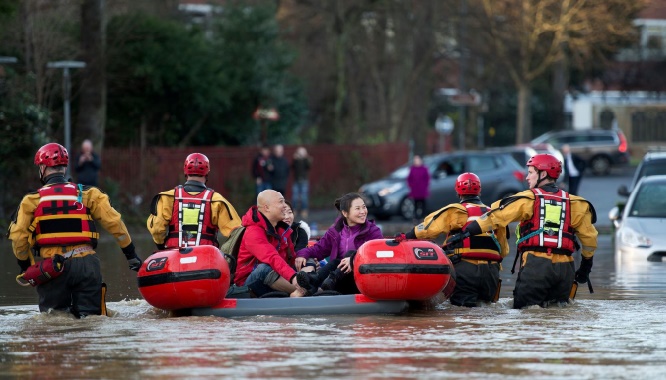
[{"x1": 609, "y1": 175, "x2": 666, "y2": 263}]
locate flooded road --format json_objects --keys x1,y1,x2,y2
[{"x1": 2, "y1": 234, "x2": 666, "y2": 379}]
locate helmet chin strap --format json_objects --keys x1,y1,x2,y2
[
  {"x1": 38, "y1": 166, "x2": 46, "y2": 185},
  {"x1": 535, "y1": 170, "x2": 549, "y2": 188}
]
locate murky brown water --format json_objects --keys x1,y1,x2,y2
[{"x1": 2, "y1": 233, "x2": 666, "y2": 379}]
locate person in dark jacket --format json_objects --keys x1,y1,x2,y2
[
  {"x1": 251, "y1": 145, "x2": 273, "y2": 196},
  {"x1": 74, "y1": 139, "x2": 101, "y2": 186},
  {"x1": 270, "y1": 144, "x2": 290, "y2": 196},
  {"x1": 295, "y1": 192, "x2": 384, "y2": 295},
  {"x1": 284, "y1": 201, "x2": 310, "y2": 252},
  {"x1": 291, "y1": 146, "x2": 312, "y2": 219},
  {"x1": 561, "y1": 144, "x2": 586, "y2": 195}
]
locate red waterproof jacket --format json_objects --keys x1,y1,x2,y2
[{"x1": 234, "y1": 206, "x2": 295, "y2": 286}]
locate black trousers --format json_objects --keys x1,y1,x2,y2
[
  {"x1": 513, "y1": 253, "x2": 575, "y2": 309},
  {"x1": 450, "y1": 260, "x2": 500, "y2": 307},
  {"x1": 37, "y1": 254, "x2": 103, "y2": 318},
  {"x1": 313, "y1": 251, "x2": 359, "y2": 294}
]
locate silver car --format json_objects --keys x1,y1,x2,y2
[
  {"x1": 359, "y1": 151, "x2": 527, "y2": 220},
  {"x1": 610, "y1": 175, "x2": 666, "y2": 263}
]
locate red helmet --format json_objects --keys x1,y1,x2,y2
[
  {"x1": 34, "y1": 143, "x2": 69, "y2": 167},
  {"x1": 184, "y1": 153, "x2": 210, "y2": 176},
  {"x1": 455, "y1": 172, "x2": 481, "y2": 196},
  {"x1": 526, "y1": 154, "x2": 562, "y2": 179}
]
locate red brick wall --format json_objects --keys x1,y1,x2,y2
[{"x1": 101, "y1": 143, "x2": 410, "y2": 212}]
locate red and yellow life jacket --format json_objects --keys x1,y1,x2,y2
[
  {"x1": 517, "y1": 188, "x2": 576, "y2": 255},
  {"x1": 165, "y1": 186, "x2": 218, "y2": 248},
  {"x1": 31, "y1": 183, "x2": 98, "y2": 247},
  {"x1": 450, "y1": 203, "x2": 502, "y2": 261}
]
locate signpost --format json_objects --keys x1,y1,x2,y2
[
  {"x1": 253, "y1": 107, "x2": 280, "y2": 145},
  {"x1": 435, "y1": 115, "x2": 454, "y2": 152},
  {"x1": 47, "y1": 60, "x2": 86, "y2": 155}
]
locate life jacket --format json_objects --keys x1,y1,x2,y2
[
  {"x1": 165, "y1": 186, "x2": 218, "y2": 248},
  {"x1": 517, "y1": 188, "x2": 576, "y2": 255},
  {"x1": 31, "y1": 183, "x2": 99, "y2": 248},
  {"x1": 450, "y1": 203, "x2": 502, "y2": 261}
]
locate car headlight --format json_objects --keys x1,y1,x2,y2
[
  {"x1": 619, "y1": 226, "x2": 652, "y2": 248},
  {"x1": 378, "y1": 183, "x2": 404, "y2": 197}
]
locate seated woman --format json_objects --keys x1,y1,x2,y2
[
  {"x1": 295, "y1": 192, "x2": 383, "y2": 295},
  {"x1": 284, "y1": 201, "x2": 310, "y2": 251}
]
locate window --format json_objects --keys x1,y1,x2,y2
[{"x1": 467, "y1": 156, "x2": 497, "y2": 172}]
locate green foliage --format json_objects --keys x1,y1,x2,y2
[
  {"x1": 105, "y1": 3, "x2": 307, "y2": 147},
  {"x1": 0, "y1": 77, "x2": 51, "y2": 227}
]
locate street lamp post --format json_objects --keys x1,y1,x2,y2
[{"x1": 47, "y1": 60, "x2": 86, "y2": 155}]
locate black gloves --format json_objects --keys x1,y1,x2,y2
[
  {"x1": 122, "y1": 243, "x2": 143, "y2": 272},
  {"x1": 575, "y1": 257, "x2": 593, "y2": 284},
  {"x1": 17, "y1": 258, "x2": 31, "y2": 274},
  {"x1": 445, "y1": 230, "x2": 471, "y2": 248}
]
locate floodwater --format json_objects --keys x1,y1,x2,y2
[{"x1": 2, "y1": 234, "x2": 666, "y2": 379}]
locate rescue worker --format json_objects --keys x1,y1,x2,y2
[
  {"x1": 147, "y1": 153, "x2": 241, "y2": 249},
  {"x1": 8, "y1": 143, "x2": 142, "y2": 318},
  {"x1": 401, "y1": 173, "x2": 509, "y2": 307},
  {"x1": 447, "y1": 154, "x2": 597, "y2": 309}
]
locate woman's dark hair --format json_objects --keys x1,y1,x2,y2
[
  {"x1": 284, "y1": 200, "x2": 293, "y2": 212},
  {"x1": 334, "y1": 192, "x2": 365, "y2": 215}
]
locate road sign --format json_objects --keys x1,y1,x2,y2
[
  {"x1": 435, "y1": 115, "x2": 454, "y2": 135},
  {"x1": 253, "y1": 108, "x2": 280, "y2": 121}
]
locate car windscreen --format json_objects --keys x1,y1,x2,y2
[
  {"x1": 640, "y1": 161, "x2": 666, "y2": 178},
  {"x1": 628, "y1": 182, "x2": 666, "y2": 218}
]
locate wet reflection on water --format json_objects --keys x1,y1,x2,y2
[{"x1": 1, "y1": 235, "x2": 666, "y2": 379}]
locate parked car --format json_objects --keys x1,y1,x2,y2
[
  {"x1": 489, "y1": 144, "x2": 566, "y2": 184},
  {"x1": 609, "y1": 175, "x2": 666, "y2": 262},
  {"x1": 487, "y1": 145, "x2": 538, "y2": 168},
  {"x1": 530, "y1": 129, "x2": 629, "y2": 175},
  {"x1": 618, "y1": 151, "x2": 666, "y2": 197},
  {"x1": 359, "y1": 151, "x2": 527, "y2": 220}
]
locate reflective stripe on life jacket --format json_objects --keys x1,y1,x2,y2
[
  {"x1": 450, "y1": 203, "x2": 502, "y2": 261},
  {"x1": 31, "y1": 183, "x2": 99, "y2": 247},
  {"x1": 517, "y1": 188, "x2": 576, "y2": 255},
  {"x1": 166, "y1": 185, "x2": 219, "y2": 248}
]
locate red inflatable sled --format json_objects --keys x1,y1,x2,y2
[
  {"x1": 354, "y1": 239, "x2": 456, "y2": 301},
  {"x1": 137, "y1": 245, "x2": 230, "y2": 311}
]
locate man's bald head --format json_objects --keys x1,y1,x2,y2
[{"x1": 257, "y1": 190, "x2": 286, "y2": 226}]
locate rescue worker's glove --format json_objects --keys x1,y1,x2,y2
[
  {"x1": 445, "y1": 230, "x2": 470, "y2": 249},
  {"x1": 575, "y1": 257, "x2": 593, "y2": 284},
  {"x1": 393, "y1": 233, "x2": 407, "y2": 243},
  {"x1": 122, "y1": 243, "x2": 143, "y2": 272},
  {"x1": 17, "y1": 258, "x2": 31, "y2": 274}
]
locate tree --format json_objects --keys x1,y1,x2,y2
[
  {"x1": 469, "y1": 0, "x2": 645, "y2": 143},
  {"x1": 278, "y1": 0, "x2": 456, "y2": 150},
  {"x1": 105, "y1": 3, "x2": 307, "y2": 147},
  {"x1": 77, "y1": 0, "x2": 107, "y2": 153}
]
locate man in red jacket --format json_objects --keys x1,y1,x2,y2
[{"x1": 234, "y1": 190, "x2": 306, "y2": 297}]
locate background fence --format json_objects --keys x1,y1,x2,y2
[{"x1": 100, "y1": 143, "x2": 411, "y2": 221}]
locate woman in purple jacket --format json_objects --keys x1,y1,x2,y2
[
  {"x1": 407, "y1": 155, "x2": 430, "y2": 221},
  {"x1": 295, "y1": 192, "x2": 383, "y2": 295}
]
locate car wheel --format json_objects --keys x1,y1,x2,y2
[
  {"x1": 590, "y1": 155, "x2": 611, "y2": 176},
  {"x1": 399, "y1": 197, "x2": 415, "y2": 220}
]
